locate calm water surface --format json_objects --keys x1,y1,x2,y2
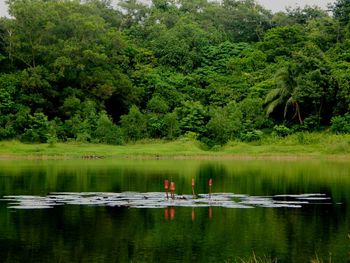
[{"x1": 0, "y1": 159, "x2": 349, "y2": 262}]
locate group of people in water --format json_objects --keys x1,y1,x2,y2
[
  {"x1": 164, "y1": 178, "x2": 213, "y2": 200},
  {"x1": 163, "y1": 178, "x2": 214, "y2": 221}
]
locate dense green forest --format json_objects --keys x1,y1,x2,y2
[{"x1": 0, "y1": 0, "x2": 349, "y2": 146}]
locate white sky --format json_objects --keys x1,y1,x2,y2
[
  {"x1": 258, "y1": 0, "x2": 335, "y2": 13},
  {"x1": 0, "y1": 0, "x2": 7, "y2": 17},
  {"x1": 0, "y1": 0, "x2": 336, "y2": 18}
]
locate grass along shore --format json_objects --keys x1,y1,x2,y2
[{"x1": 0, "y1": 132, "x2": 349, "y2": 160}]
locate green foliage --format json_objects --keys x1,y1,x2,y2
[
  {"x1": 331, "y1": 114, "x2": 350, "y2": 134},
  {"x1": 265, "y1": 62, "x2": 302, "y2": 123},
  {"x1": 206, "y1": 102, "x2": 243, "y2": 145},
  {"x1": 149, "y1": 17, "x2": 220, "y2": 72},
  {"x1": 47, "y1": 119, "x2": 58, "y2": 146},
  {"x1": 0, "y1": 73, "x2": 21, "y2": 114},
  {"x1": 240, "y1": 130, "x2": 263, "y2": 142},
  {"x1": 59, "y1": 99, "x2": 100, "y2": 142},
  {"x1": 239, "y1": 98, "x2": 266, "y2": 130},
  {"x1": 210, "y1": 0, "x2": 272, "y2": 42},
  {"x1": 273, "y1": 125, "x2": 291, "y2": 137},
  {"x1": 61, "y1": 96, "x2": 82, "y2": 117},
  {"x1": 0, "y1": 0, "x2": 348, "y2": 146},
  {"x1": 286, "y1": 6, "x2": 327, "y2": 25},
  {"x1": 146, "y1": 113, "x2": 166, "y2": 138},
  {"x1": 64, "y1": 115, "x2": 92, "y2": 143},
  {"x1": 302, "y1": 116, "x2": 321, "y2": 131},
  {"x1": 120, "y1": 105, "x2": 147, "y2": 141},
  {"x1": 332, "y1": 0, "x2": 350, "y2": 26},
  {"x1": 294, "y1": 132, "x2": 321, "y2": 145},
  {"x1": 306, "y1": 17, "x2": 340, "y2": 51},
  {"x1": 259, "y1": 25, "x2": 306, "y2": 61},
  {"x1": 146, "y1": 95, "x2": 169, "y2": 114},
  {"x1": 331, "y1": 62, "x2": 350, "y2": 115},
  {"x1": 0, "y1": 73, "x2": 22, "y2": 140},
  {"x1": 163, "y1": 112, "x2": 180, "y2": 139},
  {"x1": 95, "y1": 112, "x2": 124, "y2": 145},
  {"x1": 177, "y1": 101, "x2": 208, "y2": 135},
  {"x1": 21, "y1": 112, "x2": 49, "y2": 143}
]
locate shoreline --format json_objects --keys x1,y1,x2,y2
[
  {"x1": 0, "y1": 153, "x2": 349, "y2": 161},
  {"x1": 0, "y1": 137, "x2": 349, "y2": 161}
]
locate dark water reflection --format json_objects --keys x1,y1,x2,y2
[{"x1": 0, "y1": 159, "x2": 349, "y2": 262}]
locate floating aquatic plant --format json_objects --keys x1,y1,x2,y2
[{"x1": 0, "y1": 192, "x2": 333, "y2": 210}]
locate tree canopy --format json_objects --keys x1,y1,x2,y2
[{"x1": 0, "y1": 0, "x2": 349, "y2": 145}]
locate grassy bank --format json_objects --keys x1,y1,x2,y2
[{"x1": 0, "y1": 132, "x2": 349, "y2": 160}]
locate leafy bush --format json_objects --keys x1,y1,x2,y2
[
  {"x1": 273, "y1": 125, "x2": 291, "y2": 137},
  {"x1": 331, "y1": 114, "x2": 350, "y2": 134},
  {"x1": 146, "y1": 114, "x2": 165, "y2": 138},
  {"x1": 120, "y1": 105, "x2": 147, "y2": 141},
  {"x1": 182, "y1": 131, "x2": 198, "y2": 140},
  {"x1": 95, "y1": 112, "x2": 124, "y2": 145},
  {"x1": 0, "y1": 124, "x2": 16, "y2": 140},
  {"x1": 163, "y1": 112, "x2": 180, "y2": 139},
  {"x1": 177, "y1": 101, "x2": 208, "y2": 135},
  {"x1": 21, "y1": 113, "x2": 50, "y2": 143},
  {"x1": 239, "y1": 98, "x2": 266, "y2": 130},
  {"x1": 240, "y1": 130, "x2": 263, "y2": 142},
  {"x1": 302, "y1": 116, "x2": 321, "y2": 131},
  {"x1": 206, "y1": 103, "x2": 243, "y2": 145},
  {"x1": 64, "y1": 115, "x2": 92, "y2": 142},
  {"x1": 146, "y1": 95, "x2": 169, "y2": 114},
  {"x1": 47, "y1": 120, "x2": 59, "y2": 147}
]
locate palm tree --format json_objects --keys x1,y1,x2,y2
[{"x1": 265, "y1": 64, "x2": 303, "y2": 124}]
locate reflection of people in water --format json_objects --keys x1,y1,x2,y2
[
  {"x1": 170, "y1": 181, "x2": 175, "y2": 200},
  {"x1": 170, "y1": 207, "x2": 175, "y2": 220},
  {"x1": 164, "y1": 179, "x2": 169, "y2": 199},
  {"x1": 164, "y1": 207, "x2": 169, "y2": 221},
  {"x1": 164, "y1": 207, "x2": 175, "y2": 221}
]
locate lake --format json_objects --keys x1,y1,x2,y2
[{"x1": 0, "y1": 159, "x2": 349, "y2": 262}]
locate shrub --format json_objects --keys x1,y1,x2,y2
[
  {"x1": 163, "y1": 112, "x2": 180, "y2": 139},
  {"x1": 146, "y1": 114, "x2": 165, "y2": 138},
  {"x1": 120, "y1": 105, "x2": 147, "y2": 141},
  {"x1": 239, "y1": 98, "x2": 267, "y2": 130},
  {"x1": 64, "y1": 115, "x2": 92, "y2": 142},
  {"x1": 146, "y1": 95, "x2": 169, "y2": 114},
  {"x1": 21, "y1": 113, "x2": 49, "y2": 143},
  {"x1": 47, "y1": 120, "x2": 59, "y2": 147},
  {"x1": 302, "y1": 116, "x2": 321, "y2": 131},
  {"x1": 273, "y1": 125, "x2": 291, "y2": 137},
  {"x1": 240, "y1": 130, "x2": 263, "y2": 142},
  {"x1": 206, "y1": 102, "x2": 243, "y2": 145},
  {"x1": 176, "y1": 101, "x2": 208, "y2": 135},
  {"x1": 182, "y1": 131, "x2": 198, "y2": 140},
  {"x1": 331, "y1": 114, "x2": 350, "y2": 134},
  {"x1": 95, "y1": 112, "x2": 124, "y2": 145},
  {"x1": 0, "y1": 123, "x2": 16, "y2": 140}
]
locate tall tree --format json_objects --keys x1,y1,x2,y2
[
  {"x1": 265, "y1": 62, "x2": 303, "y2": 124},
  {"x1": 332, "y1": 0, "x2": 350, "y2": 26}
]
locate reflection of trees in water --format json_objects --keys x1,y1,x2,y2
[
  {"x1": 0, "y1": 198, "x2": 349, "y2": 262},
  {"x1": 0, "y1": 161, "x2": 350, "y2": 262},
  {"x1": 196, "y1": 162, "x2": 228, "y2": 193}
]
